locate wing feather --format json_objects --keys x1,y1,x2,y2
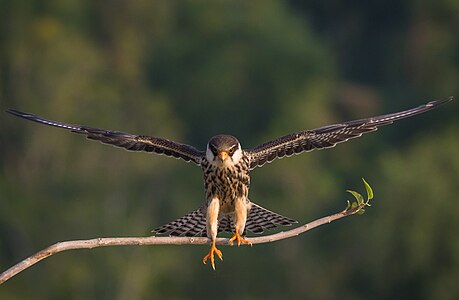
[
  {"x1": 6, "y1": 109, "x2": 204, "y2": 165},
  {"x1": 246, "y1": 97, "x2": 452, "y2": 169}
]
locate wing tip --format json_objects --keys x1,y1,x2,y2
[
  {"x1": 426, "y1": 96, "x2": 453, "y2": 107},
  {"x1": 5, "y1": 108, "x2": 27, "y2": 117},
  {"x1": 6, "y1": 109, "x2": 44, "y2": 123}
]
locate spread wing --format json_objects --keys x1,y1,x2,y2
[
  {"x1": 6, "y1": 109, "x2": 205, "y2": 165},
  {"x1": 246, "y1": 97, "x2": 452, "y2": 170}
]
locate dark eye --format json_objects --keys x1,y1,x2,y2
[{"x1": 228, "y1": 146, "x2": 236, "y2": 155}]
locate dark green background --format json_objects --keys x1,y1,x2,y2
[{"x1": 1, "y1": 1, "x2": 458, "y2": 299}]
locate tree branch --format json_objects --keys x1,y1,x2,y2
[{"x1": 0, "y1": 204, "x2": 364, "y2": 284}]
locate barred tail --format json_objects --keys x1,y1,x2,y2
[
  {"x1": 244, "y1": 202, "x2": 297, "y2": 234},
  {"x1": 153, "y1": 207, "x2": 207, "y2": 237},
  {"x1": 152, "y1": 202, "x2": 297, "y2": 237}
]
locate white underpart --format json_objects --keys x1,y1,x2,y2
[
  {"x1": 206, "y1": 144, "x2": 215, "y2": 163},
  {"x1": 231, "y1": 145, "x2": 243, "y2": 164}
]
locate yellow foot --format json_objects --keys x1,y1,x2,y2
[
  {"x1": 229, "y1": 232, "x2": 252, "y2": 247},
  {"x1": 202, "y1": 243, "x2": 223, "y2": 270}
]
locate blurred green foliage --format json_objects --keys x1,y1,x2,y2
[{"x1": 1, "y1": 0, "x2": 458, "y2": 299}]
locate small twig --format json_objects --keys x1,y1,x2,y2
[{"x1": 0, "y1": 204, "x2": 363, "y2": 284}]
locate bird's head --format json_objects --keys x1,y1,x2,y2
[{"x1": 206, "y1": 135, "x2": 243, "y2": 167}]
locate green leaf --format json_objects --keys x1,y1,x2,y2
[
  {"x1": 344, "y1": 179, "x2": 375, "y2": 213},
  {"x1": 362, "y1": 178, "x2": 373, "y2": 200},
  {"x1": 347, "y1": 190, "x2": 364, "y2": 205}
]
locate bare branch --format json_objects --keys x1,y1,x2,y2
[{"x1": 0, "y1": 204, "x2": 363, "y2": 284}]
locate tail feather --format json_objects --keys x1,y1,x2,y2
[
  {"x1": 153, "y1": 202, "x2": 297, "y2": 237},
  {"x1": 153, "y1": 207, "x2": 207, "y2": 237},
  {"x1": 245, "y1": 203, "x2": 297, "y2": 234}
]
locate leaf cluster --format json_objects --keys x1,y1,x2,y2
[{"x1": 345, "y1": 178, "x2": 374, "y2": 215}]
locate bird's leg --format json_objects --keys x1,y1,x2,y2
[
  {"x1": 203, "y1": 197, "x2": 222, "y2": 270},
  {"x1": 229, "y1": 198, "x2": 252, "y2": 247}
]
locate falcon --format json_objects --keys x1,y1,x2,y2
[{"x1": 6, "y1": 96, "x2": 452, "y2": 270}]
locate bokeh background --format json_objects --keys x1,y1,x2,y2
[{"x1": 1, "y1": 1, "x2": 458, "y2": 299}]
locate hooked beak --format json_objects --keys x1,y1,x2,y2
[{"x1": 217, "y1": 151, "x2": 229, "y2": 161}]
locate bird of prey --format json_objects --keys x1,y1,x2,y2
[{"x1": 6, "y1": 96, "x2": 452, "y2": 270}]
